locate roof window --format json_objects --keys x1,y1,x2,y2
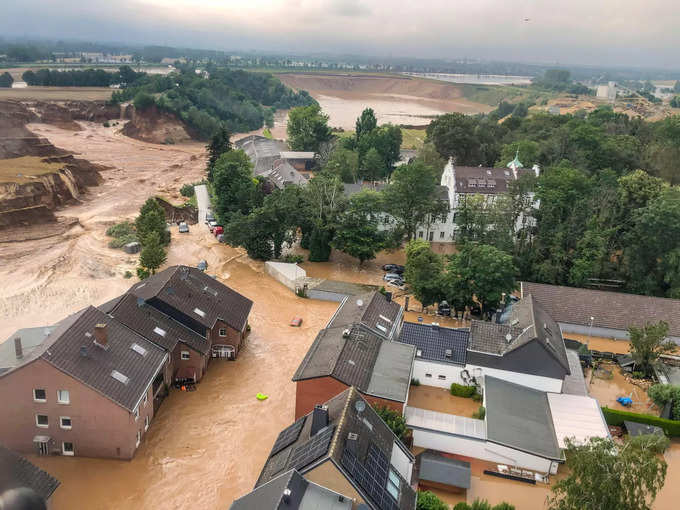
[
  {"x1": 378, "y1": 314, "x2": 392, "y2": 324},
  {"x1": 376, "y1": 323, "x2": 388, "y2": 333},
  {"x1": 153, "y1": 326, "x2": 166, "y2": 337},
  {"x1": 445, "y1": 349, "x2": 453, "y2": 358},
  {"x1": 111, "y1": 370, "x2": 129, "y2": 385},
  {"x1": 193, "y1": 308, "x2": 206, "y2": 318},
  {"x1": 131, "y1": 343, "x2": 147, "y2": 356}
]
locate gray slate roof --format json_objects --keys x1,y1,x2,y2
[
  {"x1": 453, "y1": 166, "x2": 532, "y2": 194},
  {"x1": 293, "y1": 325, "x2": 414, "y2": 403},
  {"x1": 521, "y1": 281, "x2": 680, "y2": 338},
  {"x1": 0, "y1": 326, "x2": 56, "y2": 372},
  {"x1": 263, "y1": 160, "x2": 308, "y2": 189},
  {"x1": 0, "y1": 445, "x2": 60, "y2": 501},
  {"x1": 416, "y1": 450, "x2": 471, "y2": 489},
  {"x1": 327, "y1": 292, "x2": 403, "y2": 340},
  {"x1": 231, "y1": 469, "x2": 351, "y2": 510},
  {"x1": 484, "y1": 376, "x2": 562, "y2": 460},
  {"x1": 108, "y1": 293, "x2": 210, "y2": 355},
  {"x1": 235, "y1": 135, "x2": 289, "y2": 175},
  {"x1": 398, "y1": 323, "x2": 469, "y2": 365},
  {"x1": 624, "y1": 421, "x2": 665, "y2": 437},
  {"x1": 470, "y1": 296, "x2": 570, "y2": 373},
  {"x1": 257, "y1": 388, "x2": 416, "y2": 510},
  {"x1": 130, "y1": 265, "x2": 253, "y2": 332},
  {"x1": 40, "y1": 306, "x2": 167, "y2": 412}
]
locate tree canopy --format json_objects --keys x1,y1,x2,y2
[
  {"x1": 628, "y1": 321, "x2": 674, "y2": 377},
  {"x1": 287, "y1": 104, "x2": 332, "y2": 152}
]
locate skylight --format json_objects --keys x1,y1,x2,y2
[
  {"x1": 131, "y1": 343, "x2": 147, "y2": 356},
  {"x1": 376, "y1": 323, "x2": 388, "y2": 333},
  {"x1": 378, "y1": 314, "x2": 392, "y2": 323},
  {"x1": 111, "y1": 370, "x2": 129, "y2": 385},
  {"x1": 153, "y1": 326, "x2": 166, "y2": 337},
  {"x1": 193, "y1": 308, "x2": 206, "y2": 318}
]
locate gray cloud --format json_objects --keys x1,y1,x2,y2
[{"x1": 1, "y1": 0, "x2": 679, "y2": 69}]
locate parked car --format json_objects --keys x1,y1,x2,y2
[
  {"x1": 382, "y1": 264, "x2": 405, "y2": 274},
  {"x1": 216, "y1": 234, "x2": 225, "y2": 243},
  {"x1": 197, "y1": 260, "x2": 208, "y2": 271},
  {"x1": 208, "y1": 220, "x2": 218, "y2": 231},
  {"x1": 178, "y1": 222, "x2": 189, "y2": 233},
  {"x1": 290, "y1": 317, "x2": 303, "y2": 327},
  {"x1": 205, "y1": 212, "x2": 215, "y2": 224},
  {"x1": 436, "y1": 300, "x2": 451, "y2": 316},
  {"x1": 213, "y1": 225, "x2": 224, "y2": 236},
  {"x1": 387, "y1": 279, "x2": 406, "y2": 290},
  {"x1": 383, "y1": 272, "x2": 402, "y2": 282}
]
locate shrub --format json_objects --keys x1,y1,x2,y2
[
  {"x1": 411, "y1": 378, "x2": 421, "y2": 386},
  {"x1": 103, "y1": 121, "x2": 110, "y2": 128},
  {"x1": 123, "y1": 271, "x2": 133, "y2": 279},
  {"x1": 281, "y1": 254, "x2": 304, "y2": 264},
  {"x1": 472, "y1": 392, "x2": 483, "y2": 402},
  {"x1": 163, "y1": 137, "x2": 175, "y2": 145},
  {"x1": 648, "y1": 384, "x2": 680, "y2": 419},
  {"x1": 108, "y1": 234, "x2": 137, "y2": 249},
  {"x1": 133, "y1": 91, "x2": 156, "y2": 111},
  {"x1": 373, "y1": 404, "x2": 409, "y2": 443},
  {"x1": 136, "y1": 266, "x2": 151, "y2": 280},
  {"x1": 450, "y1": 383, "x2": 477, "y2": 398},
  {"x1": 472, "y1": 406, "x2": 486, "y2": 419},
  {"x1": 601, "y1": 406, "x2": 680, "y2": 437},
  {"x1": 491, "y1": 504, "x2": 515, "y2": 510},
  {"x1": 416, "y1": 491, "x2": 448, "y2": 510},
  {"x1": 106, "y1": 221, "x2": 135, "y2": 238},
  {"x1": 180, "y1": 184, "x2": 195, "y2": 197},
  {"x1": 631, "y1": 371, "x2": 645, "y2": 379},
  {"x1": 295, "y1": 287, "x2": 308, "y2": 298}
]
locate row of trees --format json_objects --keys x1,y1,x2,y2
[
  {"x1": 22, "y1": 66, "x2": 144, "y2": 87},
  {"x1": 0, "y1": 72, "x2": 13, "y2": 88}
]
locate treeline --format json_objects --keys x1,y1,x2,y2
[
  {"x1": 531, "y1": 69, "x2": 592, "y2": 95},
  {"x1": 111, "y1": 67, "x2": 316, "y2": 139},
  {"x1": 21, "y1": 66, "x2": 145, "y2": 87}
]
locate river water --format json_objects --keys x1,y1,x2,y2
[{"x1": 403, "y1": 72, "x2": 533, "y2": 86}]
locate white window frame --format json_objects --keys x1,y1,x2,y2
[
  {"x1": 425, "y1": 373, "x2": 432, "y2": 378},
  {"x1": 60, "y1": 416, "x2": 72, "y2": 430},
  {"x1": 387, "y1": 469, "x2": 400, "y2": 500},
  {"x1": 62, "y1": 441, "x2": 74, "y2": 456},
  {"x1": 218, "y1": 328, "x2": 227, "y2": 337},
  {"x1": 181, "y1": 351, "x2": 190, "y2": 360},
  {"x1": 33, "y1": 388, "x2": 47, "y2": 402},
  {"x1": 134, "y1": 407, "x2": 139, "y2": 421},
  {"x1": 57, "y1": 389, "x2": 70, "y2": 404},
  {"x1": 144, "y1": 415, "x2": 149, "y2": 431},
  {"x1": 35, "y1": 414, "x2": 49, "y2": 428},
  {"x1": 136, "y1": 430, "x2": 141, "y2": 448}
]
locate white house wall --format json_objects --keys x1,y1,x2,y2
[
  {"x1": 410, "y1": 428, "x2": 555, "y2": 473},
  {"x1": 412, "y1": 359, "x2": 563, "y2": 393}
]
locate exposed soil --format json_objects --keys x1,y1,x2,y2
[
  {"x1": 0, "y1": 87, "x2": 114, "y2": 101},
  {"x1": 121, "y1": 104, "x2": 192, "y2": 144},
  {"x1": 278, "y1": 73, "x2": 493, "y2": 128}
]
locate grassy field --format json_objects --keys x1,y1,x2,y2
[
  {"x1": 460, "y1": 83, "x2": 555, "y2": 106},
  {"x1": 0, "y1": 156, "x2": 66, "y2": 184},
  {"x1": 0, "y1": 87, "x2": 113, "y2": 101}
]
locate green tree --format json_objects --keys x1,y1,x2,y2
[
  {"x1": 287, "y1": 104, "x2": 332, "y2": 152},
  {"x1": 355, "y1": 107, "x2": 377, "y2": 142},
  {"x1": 384, "y1": 160, "x2": 448, "y2": 241},
  {"x1": 133, "y1": 92, "x2": 156, "y2": 111},
  {"x1": 0, "y1": 72, "x2": 13, "y2": 88},
  {"x1": 426, "y1": 113, "x2": 482, "y2": 165},
  {"x1": 416, "y1": 491, "x2": 448, "y2": 510},
  {"x1": 332, "y1": 190, "x2": 386, "y2": 265},
  {"x1": 138, "y1": 231, "x2": 167, "y2": 275},
  {"x1": 206, "y1": 127, "x2": 232, "y2": 180},
  {"x1": 496, "y1": 140, "x2": 540, "y2": 168},
  {"x1": 549, "y1": 435, "x2": 669, "y2": 510},
  {"x1": 357, "y1": 124, "x2": 403, "y2": 174},
  {"x1": 135, "y1": 198, "x2": 168, "y2": 246},
  {"x1": 372, "y1": 405, "x2": 408, "y2": 443},
  {"x1": 212, "y1": 150, "x2": 258, "y2": 221},
  {"x1": 628, "y1": 321, "x2": 674, "y2": 377},
  {"x1": 445, "y1": 244, "x2": 516, "y2": 318},
  {"x1": 360, "y1": 147, "x2": 385, "y2": 182},
  {"x1": 416, "y1": 142, "x2": 446, "y2": 178},
  {"x1": 404, "y1": 240, "x2": 445, "y2": 309},
  {"x1": 324, "y1": 147, "x2": 359, "y2": 183}
]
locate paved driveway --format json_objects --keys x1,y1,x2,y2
[{"x1": 195, "y1": 184, "x2": 210, "y2": 225}]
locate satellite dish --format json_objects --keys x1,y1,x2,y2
[
  {"x1": 355, "y1": 400, "x2": 366, "y2": 413},
  {"x1": 356, "y1": 299, "x2": 364, "y2": 307}
]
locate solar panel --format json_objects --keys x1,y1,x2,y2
[
  {"x1": 288, "y1": 425, "x2": 335, "y2": 471},
  {"x1": 341, "y1": 446, "x2": 400, "y2": 510},
  {"x1": 270, "y1": 417, "x2": 305, "y2": 456}
]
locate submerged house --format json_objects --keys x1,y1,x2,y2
[{"x1": 254, "y1": 388, "x2": 417, "y2": 510}]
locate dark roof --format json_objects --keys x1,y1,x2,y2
[
  {"x1": 453, "y1": 166, "x2": 532, "y2": 194},
  {"x1": 292, "y1": 325, "x2": 414, "y2": 403},
  {"x1": 327, "y1": 292, "x2": 403, "y2": 340},
  {"x1": 108, "y1": 293, "x2": 210, "y2": 355},
  {"x1": 398, "y1": 323, "x2": 469, "y2": 365},
  {"x1": 235, "y1": 135, "x2": 289, "y2": 175},
  {"x1": 40, "y1": 306, "x2": 167, "y2": 412},
  {"x1": 470, "y1": 296, "x2": 570, "y2": 373},
  {"x1": 521, "y1": 281, "x2": 680, "y2": 338},
  {"x1": 257, "y1": 388, "x2": 416, "y2": 510},
  {"x1": 98, "y1": 294, "x2": 124, "y2": 314},
  {"x1": 231, "y1": 469, "x2": 352, "y2": 510},
  {"x1": 416, "y1": 451, "x2": 471, "y2": 489},
  {"x1": 130, "y1": 266, "x2": 253, "y2": 332},
  {"x1": 484, "y1": 376, "x2": 562, "y2": 460},
  {"x1": 624, "y1": 421, "x2": 665, "y2": 437},
  {"x1": 0, "y1": 445, "x2": 60, "y2": 501},
  {"x1": 263, "y1": 160, "x2": 308, "y2": 189}
]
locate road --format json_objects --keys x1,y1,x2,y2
[{"x1": 195, "y1": 184, "x2": 210, "y2": 225}]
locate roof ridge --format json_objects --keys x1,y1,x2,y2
[{"x1": 328, "y1": 387, "x2": 354, "y2": 459}]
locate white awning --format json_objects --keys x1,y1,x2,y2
[{"x1": 547, "y1": 393, "x2": 609, "y2": 448}]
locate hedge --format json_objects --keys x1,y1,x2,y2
[
  {"x1": 601, "y1": 407, "x2": 680, "y2": 437},
  {"x1": 450, "y1": 383, "x2": 477, "y2": 398}
]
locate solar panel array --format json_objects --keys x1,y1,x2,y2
[
  {"x1": 341, "y1": 445, "x2": 400, "y2": 510},
  {"x1": 270, "y1": 417, "x2": 306, "y2": 456},
  {"x1": 288, "y1": 425, "x2": 335, "y2": 471}
]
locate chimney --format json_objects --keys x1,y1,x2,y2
[
  {"x1": 94, "y1": 323, "x2": 109, "y2": 349},
  {"x1": 282, "y1": 488, "x2": 292, "y2": 504},
  {"x1": 311, "y1": 404, "x2": 329, "y2": 436},
  {"x1": 384, "y1": 292, "x2": 392, "y2": 303},
  {"x1": 14, "y1": 337, "x2": 23, "y2": 359}
]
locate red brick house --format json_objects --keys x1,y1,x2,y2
[
  {"x1": 292, "y1": 325, "x2": 415, "y2": 419},
  {"x1": 0, "y1": 307, "x2": 168, "y2": 460}
]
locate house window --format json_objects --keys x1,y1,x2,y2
[
  {"x1": 387, "y1": 469, "x2": 400, "y2": 501},
  {"x1": 62, "y1": 442, "x2": 74, "y2": 456},
  {"x1": 134, "y1": 407, "x2": 139, "y2": 421},
  {"x1": 425, "y1": 373, "x2": 432, "y2": 378},
  {"x1": 144, "y1": 415, "x2": 149, "y2": 431},
  {"x1": 33, "y1": 389, "x2": 46, "y2": 402},
  {"x1": 60, "y1": 417, "x2": 72, "y2": 429},
  {"x1": 57, "y1": 389, "x2": 70, "y2": 404},
  {"x1": 143, "y1": 393, "x2": 148, "y2": 407},
  {"x1": 181, "y1": 351, "x2": 190, "y2": 360},
  {"x1": 36, "y1": 414, "x2": 48, "y2": 428},
  {"x1": 135, "y1": 431, "x2": 141, "y2": 448},
  {"x1": 218, "y1": 328, "x2": 227, "y2": 337},
  {"x1": 438, "y1": 375, "x2": 446, "y2": 380},
  {"x1": 439, "y1": 231, "x2": 445, "y2": 239},
  {"x1": 418, "y1": 231, "x2": 423, "y2": 238}
]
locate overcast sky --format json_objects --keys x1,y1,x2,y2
[{"x1": 3, "y1": 0, "x2": 679, "y2": 69}]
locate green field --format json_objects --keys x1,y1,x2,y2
[{"x1": 461, "y1": 83, "x2": 556, "y2": 106}]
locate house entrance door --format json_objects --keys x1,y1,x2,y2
[{"x1": 34, "y1": 437, "x2": 50, "y2": 455}]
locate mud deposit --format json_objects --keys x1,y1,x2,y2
[{"x1": 279, "y1": 73, "x2": 493, "y2": 129}]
